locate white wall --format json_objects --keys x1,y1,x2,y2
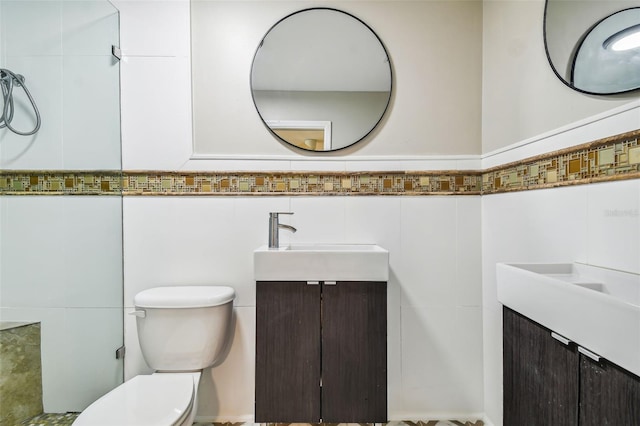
[
  {"x1": 481, "y1": 0, "x2": 637, "y2": 154},
  {"x1": 481, "y1": 1, "x2": 640, "y2": 423},
  {"x1": 190, "y1": 0, "x2": 483, "y2": 157},
  {"x1": 3, "y1": 0, "x2": 633, "y2": 422},
  {"x1": 481, "y1": 152, "x2": 640, "y2": 425},
  {"x1": 119, "y1": 1, "x2": 640, "y2": 424},
  {"x1": 122, "y1": 195, "x2": 484, "y2": 421},
  {"x1": 118, "y1": 0, "x2": 484, "y2": 422}
]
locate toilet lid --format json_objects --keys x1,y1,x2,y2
[
  {"x1": 73, "y1": 374, "x2": 194, "y2": 426},
  {"x1": 135, "y1": 285, "x2": 235, "y2": 308}
]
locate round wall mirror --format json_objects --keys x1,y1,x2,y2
[
  {"x1": 544, "y1": 0, "x2": 640, "y2": 95},
  {"x1": 250, "y1": 8, "x2": 392, "y2": 152}
]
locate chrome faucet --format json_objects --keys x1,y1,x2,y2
[{"x1": 268, "y1": 212, "x2": 296, "y2": 248}]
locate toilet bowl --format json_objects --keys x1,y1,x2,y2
[
  {"x1": 73, "y1": 372, "x2": 199, "y2": 426},
  {"x1": 73, "y1": 286, "x2": 235, "y2": 426}
]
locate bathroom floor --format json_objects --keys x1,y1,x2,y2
[
  {"x1": 21, "y1": 413, "x2": 79, "y2": 425},
  {"x1": 20, "y1": 416, "x2": 483, "y2": 426}
]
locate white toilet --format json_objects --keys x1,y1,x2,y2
[{"x1": 74, "y1": 286, "x2": 235, "y2": 426}]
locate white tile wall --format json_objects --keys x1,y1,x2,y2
[
  {"x1": 401, "y1": 305, "x2": 483, "y2": 415},
  {"x1": 0, "y1": 196, "x2": 123, "y2": 412},
  {"x1": 481, "y1": 127, "x2": 639, "y2": 425},
  {"x1": 114, "y1": 1, "x2": 482, "y2": 421},
  {"x1": 198, "y1": 306, "x2": 256, "y2": 422},
  {"x1": 120, "y1": 56, "x2": 193, "y2": 170},
  {"x1": 0, "y1": 55, "x2": 64, "y2": 169},
  {"x1": 64, "y1": 308, "x2": 124, "y2": 411},
  {"x1": 0, "y1": 0, "x2": 120, "y2": 170},
  {"x1": 1, "y1": 197, "x2": 123, "y2": 309},
  {"x1": 2, "y1": 1, "x2": 62, "y2": 57},
  {"x1": 1, "y1": 197, "x2": 67, "y2": 308},
  {"x1": 123, "y1": 196, "x2": 290, "y2": 308},
  {"x1": 586, "y1": 179, "x2": 640, "y2": 274},
  {"x1": 111, "y1": 0, "x2": 191, "y2": 57},
  {"x1": 123, "y1": 194, "x2": 483, "y2": 420},
  {"x1": 456, "y1": 197, "x2": 483, "y2": 307},
  {"x1": 2, "y1": 0, "x2": 630, "y2": 423},
  {"x1": 399, "y1": 197, "x2": 459, "y2": 308},
  {"x1": 61, "y1": 1, "x2": 119, "y2": 56},
  {"x1": 62, "y1": 55, "x2": 121, "y2": 169},
  {"x1": 343, "y1": 196, "x2": 404, "y2": 415}
]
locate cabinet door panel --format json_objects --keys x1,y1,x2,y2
[
  {"x1": 322, "y1": 281, "x2": 387, "y2": 422},
  {"x1": 503, "y1": 307, "x2": 579, "y2": 426},
  {"x1": 579, "y1": 355, "x2": 640, "y2": 426},
  {"x1": 255, "y1": 281, "x2": 321, "y2": 422}
]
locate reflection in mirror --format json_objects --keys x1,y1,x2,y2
[
  {"x1": 573, "y1": 8, "x2": 640, "y2": 93},
  {"x1": 267, "y1": 120, "x2": 332, "y2": 151},
  {"x1": 544, "y1": 0, "x2": 640, "y2": 94},
  {"x1": 251, "y1": 8, "x2": 392, "y2": 152}
]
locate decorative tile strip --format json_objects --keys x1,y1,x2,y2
[
  {"x1": 0, "y1": 171, "x2": 122, "y2": 195},
  {"x1": 482, "y1": 129, "x2": 640, "y2": 194},
  {"x1": 1, "y1": 129, "x2": 638, "y2": 196},
  {"x1": 123, "y1": 170, "x2": 482, "y2": 196}
]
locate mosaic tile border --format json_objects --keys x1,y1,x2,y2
[
  {"x1": 0, "y1": 170, "x2": 482, "y2": 196},
  {"x1": 0, "y1": 171, "x2": 122, "y2": 195},
  {"x1": 1, "y1": 129, "x2": 638, "y2": 196},
  {"x1": 121, "y1": 170, "x2": 482, "y2": 196},
  {"x1": 483, "y1": 129, "x2": 640, "y2": 194}
]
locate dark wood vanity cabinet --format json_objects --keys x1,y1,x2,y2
[
  {"x1": 503, "y1": 306, "x2": 579, "y2": 426},
  {"x1": 255, "y1": 281, "x2": 321, "y2": 422},
  {"x1": 579, "y1": 355, "x2": 640, "y2": 426},
  {"x1": 503, "y1": 306, "x2": 640, "y2": 426},
  {"x1": 255, "y1": 280, "x2": 387, "y2": 423}
]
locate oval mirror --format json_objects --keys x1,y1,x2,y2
[
  {"x1": 250, "y1": 8, "x2": 392, "y2": 152},
  {"x1": 544, "y1": 0, "x2": 640, "y2": 94}
]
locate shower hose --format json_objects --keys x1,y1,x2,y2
[{"x1": 0, "y1": 68, "x2": 41, "y2": 136}]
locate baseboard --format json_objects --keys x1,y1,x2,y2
[
  {"x1": 481, "y1": 413, "x2": 497, "y2": 426},
  {"x1": 194, "y1": 414, "x2": 255, "y2": 423},
  {"x1": 388, "y1": 412, "x2": 488, "y2": 423}
]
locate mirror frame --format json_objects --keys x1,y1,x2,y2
[
  {"x1": 250, "y1": 7, "x2": 393, "y2": 153},
  {"x1": 543, "y1": 1, "x2": 640, "y2": 95}
]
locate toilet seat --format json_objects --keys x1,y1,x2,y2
[{"x1": 73, "y1": 374, "x2": 195, "y2": 426}]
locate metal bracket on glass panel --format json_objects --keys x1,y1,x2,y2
[
  {"x1": 115, "y1": 345, "x2": 125, "y2": 360},
  {"x1": 111, "y1": 45, "x2": 122, "y2": 61}
]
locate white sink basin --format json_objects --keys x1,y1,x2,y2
[
  {"x1": 254, "y1": 244, "x2": 389, "y2": 281},
  {"x1": 497, "y1": 262, "x2": 640, "y2": 377}
]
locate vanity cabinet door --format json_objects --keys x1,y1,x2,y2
[
  {"x1": 321, "y1": 281, "x2": 387, "y2": 422},
  {"x1": 503, "y1": 307, "x2": 579, "y2": 426},
  {"x1": 255, "y1": 281, "x2": 321, "y2": 422},
  {"x1": 579, "y1": 355, "x2": 640, "y2": 426}
]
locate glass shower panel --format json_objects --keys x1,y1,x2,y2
[
  {"x1": 61, "y1": 1, "x2": 121, "y2": 169},
  {"x1": 0, "y1": 0, "x2": 123, "y2": 415},
  {"x1": 0, "y1": 1, "x2": 121, "y2": 170}
]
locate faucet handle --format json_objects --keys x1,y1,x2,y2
[{"x1": 269, "y1": 212, "x2": 294, "y2": 218}]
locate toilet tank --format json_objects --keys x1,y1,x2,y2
[{"x1": 134, "y1": 286, "x2": 235, "y2": 371}]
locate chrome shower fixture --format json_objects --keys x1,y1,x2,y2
[{"x1": 0, "y1": 68, "x2": 41, "y2": 136}]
